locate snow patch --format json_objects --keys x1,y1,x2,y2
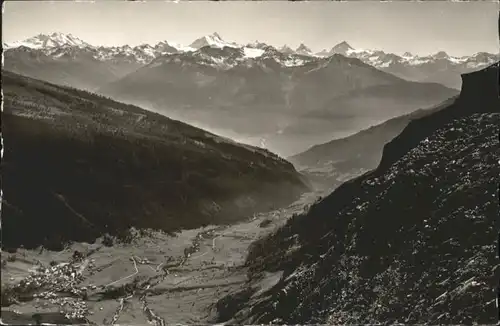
[
  {"x1": 280, "y1": 57, "x2": 306, "y2": 67},
  {"x1": 169, "y1": 42, "x2": 196, "y2": 53},
  {"x1": 243, "y1": 47, "x2": 265, "y2": 58}
]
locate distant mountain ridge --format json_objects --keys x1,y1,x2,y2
[
  {"x1": 320, "y1": 41, "x2": 499, "y2": 89},
  {"x1": 97, "y1": 50, "x2": 457, "y2": 156},
  {"x1": 4, "y1": 32, "x2": 498, "y2": 90},
  {"x1": 1, "y1": 32, "x2": 477, "y2": 155},
  {"x1": 5, "y1": 33, "x2": 496, "y2": 65}
]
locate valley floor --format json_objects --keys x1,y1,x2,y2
[{"x1": 1, "y1": 191, "x2": 323, "y2": 325}]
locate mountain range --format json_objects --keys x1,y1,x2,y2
[
  {"x1": 4, "y1": 32, "x2": 488, "y2": 155},
  {"x1": 4, "y1": 32, "x2": 498, "y2": 90},
  {"x1": 316, "y1": 40, "x2": 499, "y2": 89},
  {"x1": 97, "y1": 50, "x2": 458, "y2": 155}
]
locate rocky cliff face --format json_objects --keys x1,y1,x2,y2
[{"x1": 216, "y1": 62, "x2": 500, "y2": 324}]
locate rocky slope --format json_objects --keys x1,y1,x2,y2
[
  {"x1": 1, "y1": 71, "x2": 309, "y2": 251},
  {"x1": 216, "y1": 62, "x2": 500, "y2": 324}
]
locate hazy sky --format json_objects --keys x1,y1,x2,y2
[{"x1": 3, "y1": 1, "x2": 499, "y2": 56}]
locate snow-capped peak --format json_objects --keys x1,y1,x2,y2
[
  {"x1": 5, "y1": 32, "x2": 90, "y2": 49},
  {"x1": 153, "y1": 41, "x2": 179, "y2": 54},
  {"x1": 279, "y1": 45, "x2": 295, "y2": 55},
  {"x1": 247, "y1": 40, "x2": 270, "y2": 50},
  {"x1": 296, "y1": 43, "x2": 312, "y2": 55},
  {"x1": 330, "y1": 41, "x2": 354, "y2": 55},
  {"x1": 316, "y1": 49, "x2": 331, "y2": 57},
  {"x1": 189, "y1": 32, "x2": 239, "y2": 49},
  {"x1": 433, "y1": 51, "x2": 449, "y2": 59}
]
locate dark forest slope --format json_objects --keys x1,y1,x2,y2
[
  {"x1": 1, "y1": 71, "x2": 309, "y2": 251},
  {"x1": 217, "y1": 62, "x2": 500, "y2": 324}
]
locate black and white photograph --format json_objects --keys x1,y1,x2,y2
[{"x1": 1, "y1": 1, "x2": 499, "y2": 325}]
